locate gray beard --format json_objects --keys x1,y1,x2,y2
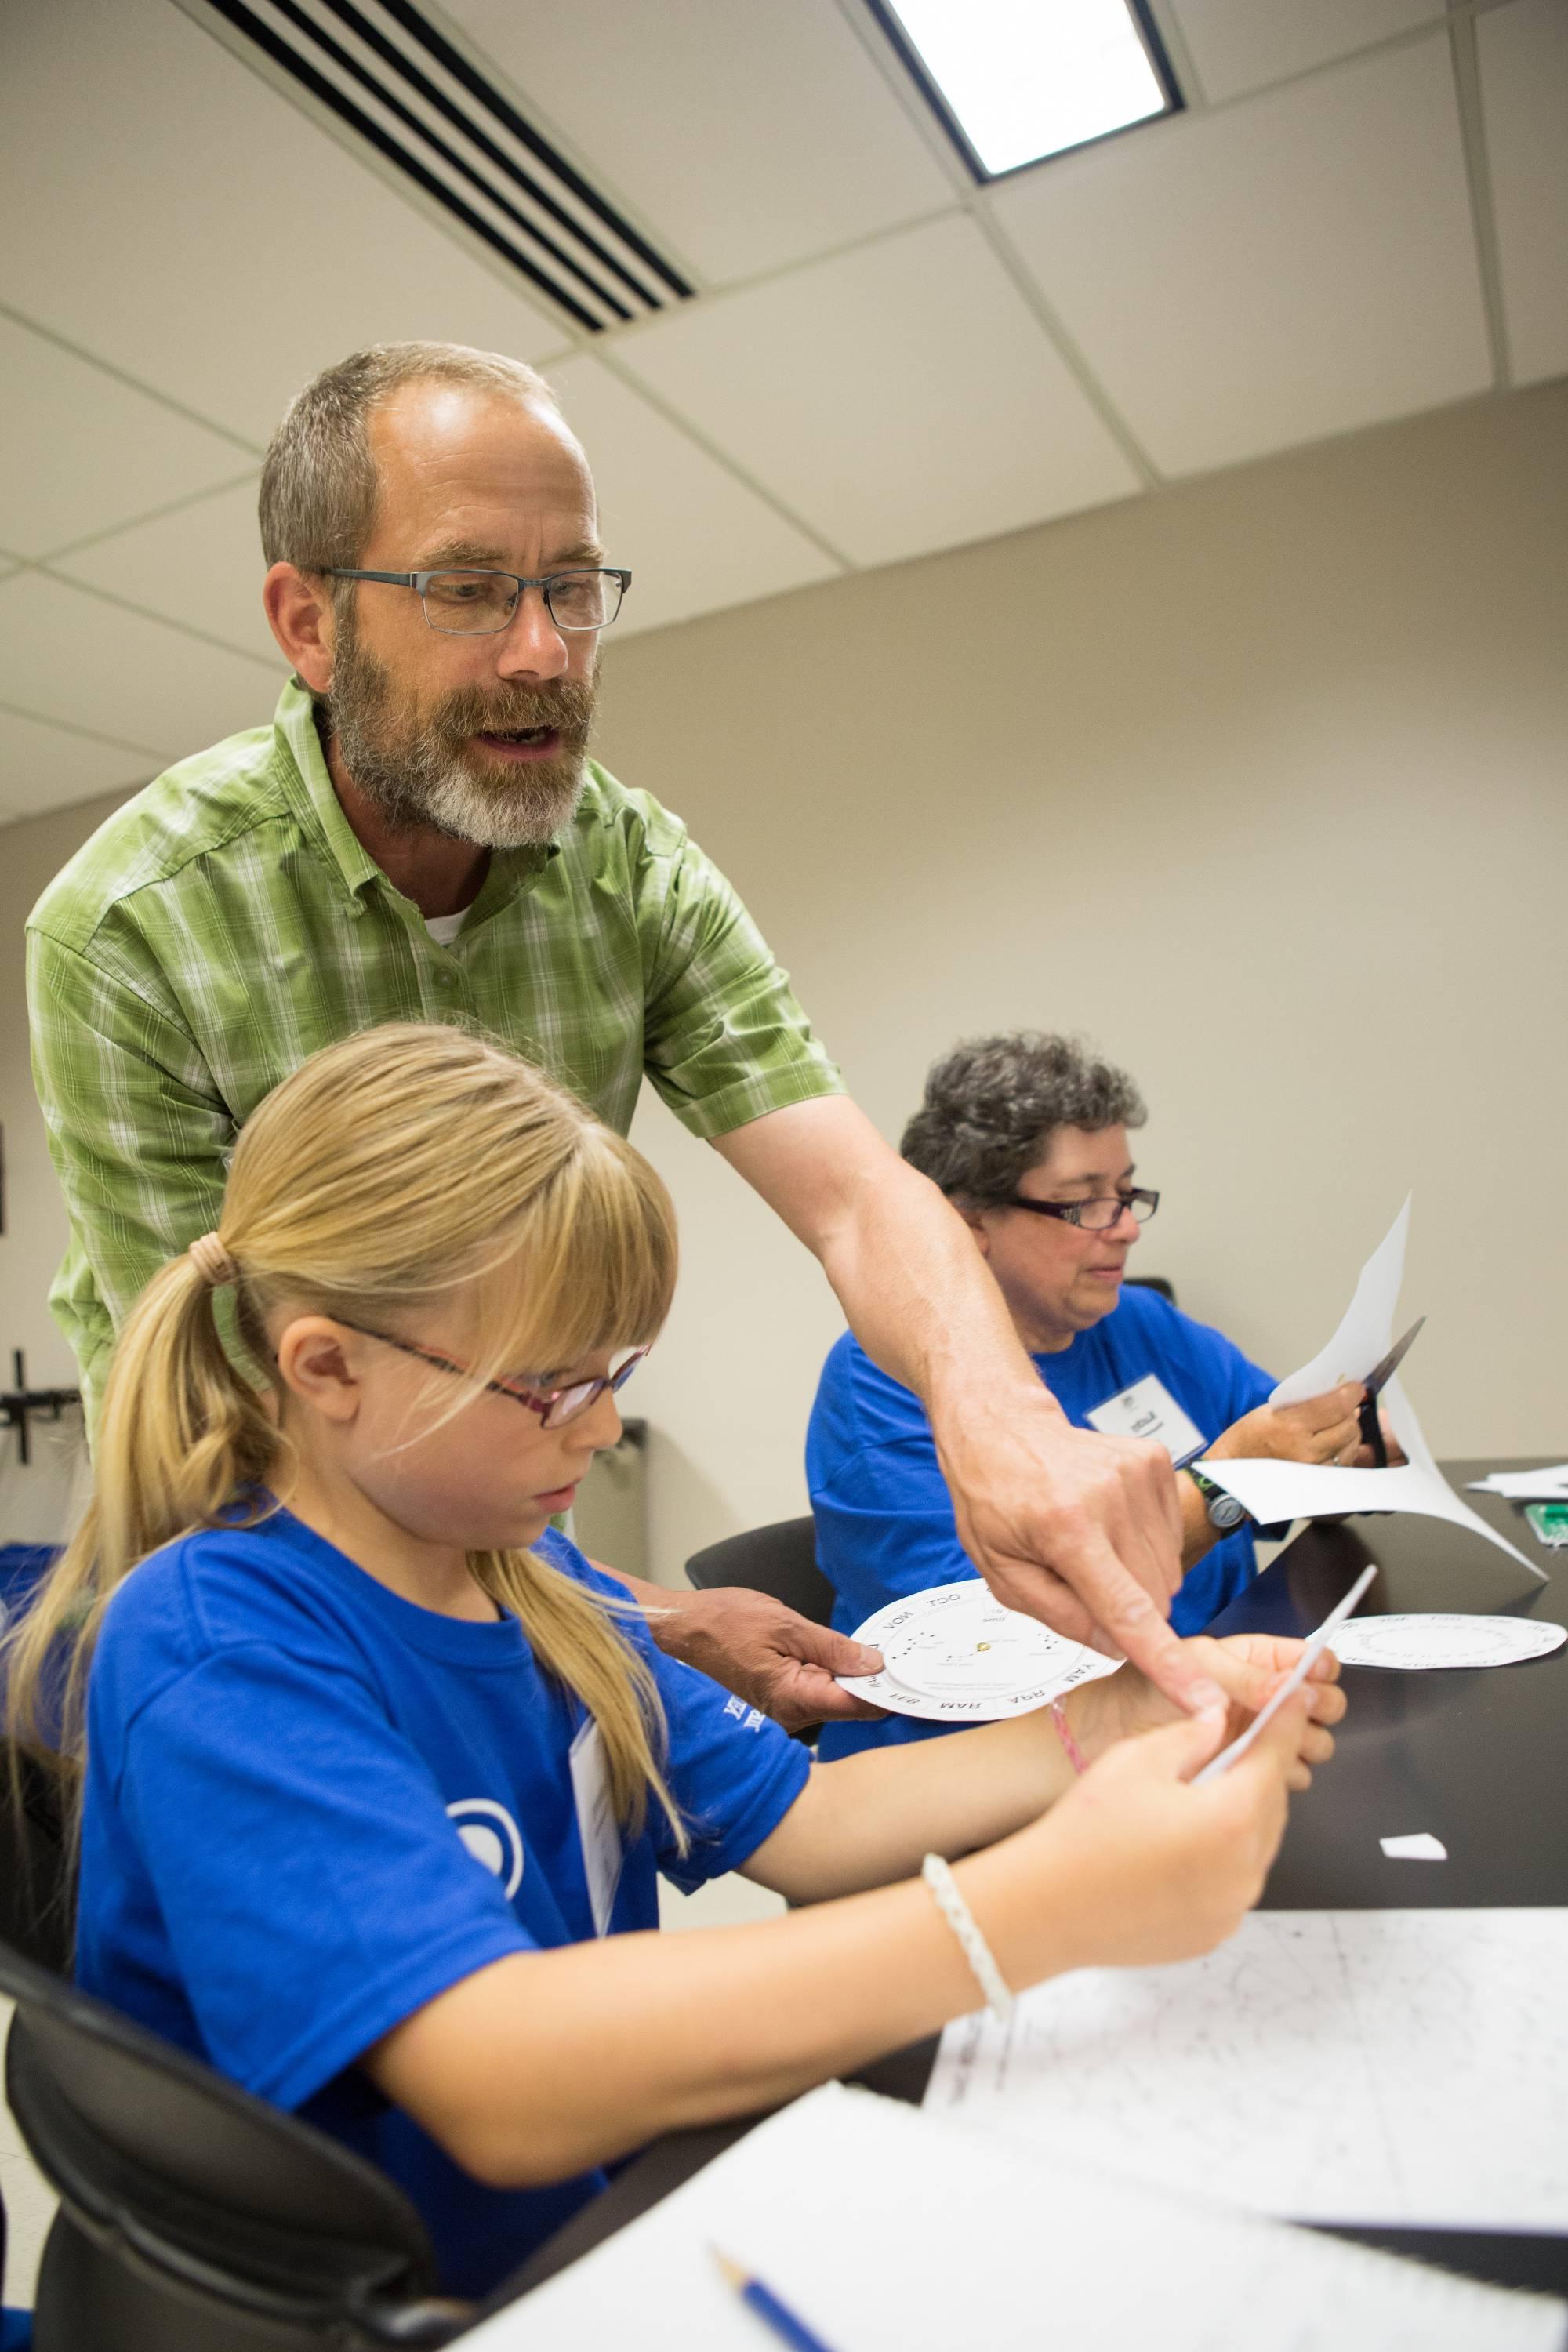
[{"x1": 327, "y1": 615, "x2": 594, "y2": 849}]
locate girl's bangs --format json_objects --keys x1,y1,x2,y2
[{"x1": 467, "y1": 1145, "x2": 677, "y2": 1388}]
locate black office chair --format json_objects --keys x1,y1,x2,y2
[
  {"x1": 0, "y1": 1942, "x2": 474, "y2": 2350},
  {"x1": 684, "y1": 1515, "x2": 834, "y2": 1629},
  {"x1": 1126, "y1": 1275, "x2": 1176, "y2": 1304}
]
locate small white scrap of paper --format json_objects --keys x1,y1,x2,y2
[
  {"x1": 1330, "y1": 1614, "x2": 1566, "y2": 1671},
  {"x1": 1381, "y1": 1833, "x2": 1447, "y2": 1860},
  {"x1": 1468, "y1": 1465, "x2": 1568, "y2": 1501}
]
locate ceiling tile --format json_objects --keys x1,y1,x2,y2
[
  {"x1": 0, "y1": 572, "x2": 285, "y2": 757},
  {"x1": 1169, "y1": 0, "x2": 1443, "y2": 106},
  {"x1": 993, "y1": 38, "x2": 1492, "y2": 477},
  {"x1": 0, "y1": 314, "x2": 250, "y2": 561},
  {"x1": 0, "y1": 0, "x2": 570, "y2": 448},
  {"x1": 441, "y1": 0, "x2": 955, "y2": 285},
  {"x1": 0, "y1": 707, "x2": 160, "y2": 826},
  {"x1": 614, "y1": 217, "x2": 1142, "y2": 568},
  {"x1": 1479, "y1": 0, "x2": 1568, "y2": 389},
  {"x1": 52, "y1": 478, "x2": 277, "y2": 663},
  {"x1": 544, "y1": 358, "x2": 837, "y2": 635}
]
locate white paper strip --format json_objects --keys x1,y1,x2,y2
[
  {"x1": 1192, "y1": 1563, "x2": 1376, "y2": 1783},
  {"x1": 1381, "y1": 1833, "x2": 1448, "y2": 1860}
]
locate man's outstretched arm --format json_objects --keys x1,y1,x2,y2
[{"x1": 714, "y1": 1095, "x2": 1225, "y2": 1716}]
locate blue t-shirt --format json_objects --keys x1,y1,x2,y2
[
  {"x1": 808, "y1": 1283, "x2": 1275, "y2": 1759},
  {"x1": 76, "y1": 1509, "x2": 809, "y2": 2297}
]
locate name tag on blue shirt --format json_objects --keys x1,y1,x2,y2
[
  {"x1": 1086, "y1": 1373, "x2": 1207, "y2": 1467},
  {"x1": 569, "y1": 1718, "x2": 622, "y2": 1937}
]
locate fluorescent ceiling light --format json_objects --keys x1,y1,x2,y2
[{"x1": 877, "y1": 0, "x2": 1174, "y2": 177}]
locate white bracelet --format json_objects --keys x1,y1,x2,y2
[{"x1": 921, "y1": 1853, "x2": 1014, "y2": 2026}]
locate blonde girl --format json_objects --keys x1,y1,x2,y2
[{"x1": 5, "y1": 1024, "x2": 1342, "y2": 2300}]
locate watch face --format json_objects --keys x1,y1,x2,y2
[{"x1": 1210, "y1": 1494, "x2": 1247, "y2": 1530}]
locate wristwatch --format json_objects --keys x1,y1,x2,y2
[{"x1": 1184, "y1": 1463, "x2": 1250, "y2": 1531}]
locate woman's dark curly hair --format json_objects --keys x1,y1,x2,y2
[{"x1": 900, "y1": 1033, "x2": 1145, "y2": 1210}]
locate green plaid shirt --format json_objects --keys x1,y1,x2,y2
[{"x1": 28, "y1": 679, "x2": 840, "y2": 1417}]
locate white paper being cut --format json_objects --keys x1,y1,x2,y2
[
  {"x1": 1270, "y1": 1196, "x2": 1410, "y2": 1406},
  {"x1": 926, "y1": 1908, "x2": 1568, "y2": 2234},
  {"x1": 1330, "y1": 1613, "x2": 1566, "y2": 1670},
  {"x1": 1202, "y1": 1377, "x2": 1544, "y2": 1580},
  {"x1": 835, "y1": 1581, "x2": 1121, "y2": 1722}
]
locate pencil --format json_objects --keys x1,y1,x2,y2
[{"x1": 710, "y1": 2245, "x2": 837, "y2": 2352}]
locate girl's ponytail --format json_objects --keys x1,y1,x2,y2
[{"x1": 5, "y1": 1237, "x2": 272, "y2": 1790}]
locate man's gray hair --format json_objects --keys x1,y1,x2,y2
[
  {"x1": 258, "y1": 341, "x2": 561, "y2": 572},
  {"x1": 901, "y1": 1032, "x2": 1146, "y2": 1208}
]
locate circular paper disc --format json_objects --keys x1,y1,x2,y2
[
  {"x1": 1327, "y1": 1613, "x2": 1566, "y2": 1671},
  {"x1": 835, "y1": 1579, "x2": 1122, "y2": 1722}
]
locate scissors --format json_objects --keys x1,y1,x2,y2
[{"x1": 1359, "y1": 1316, "x2": 1425, "y2": 1466}]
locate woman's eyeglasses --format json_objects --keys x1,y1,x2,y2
[
  {"x1": 336, "y1": 1319, "x2": 648, "y2": 1429},
  {"x1": 1004, "y1": 1188, "x2": 1160, "y2": 1232}
]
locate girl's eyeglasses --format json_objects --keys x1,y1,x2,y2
[{"x1": 336, "y1": 1320, "x2": 648, "y2": 1430}]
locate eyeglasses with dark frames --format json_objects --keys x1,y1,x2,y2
[
  {"x1": 326, "y1": 567, "x2": 632, "y2": 635},
  {"x1": 1003, "y1": 1188, "x2": 1160, "y2": 1231},
  {"x1": 336, "y1": 1318, "x2": 648, "y2": 1429}
]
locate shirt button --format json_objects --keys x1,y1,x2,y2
[{"x1": 436, "y1": 967, "x2": 455, "y2": 988}]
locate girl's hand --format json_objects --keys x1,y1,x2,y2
[
  {"x1": 1003, "y1": 1694, "x2": 1308, "y2": 1975},
  {"x1": 1065, "y1": 1632, "x2": 1345, "y2": 1791}
]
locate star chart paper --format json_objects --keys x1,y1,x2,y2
[
  {"x1": 835, "y1": 1579, "x2": 1121, "y2": 1722},
  {"x1": 927, "y1": 1908, "x2": 1568, "y2": 2234},
  {"x1": 1329, "y1": 1613, "x2": 1566, "y2": 1671}
]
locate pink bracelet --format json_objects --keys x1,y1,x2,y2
[{"x1": 1051, "y1": 1698, "x2": 1088, "y2": 1777}]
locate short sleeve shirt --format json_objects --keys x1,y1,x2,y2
[
  {"x1": 807, "y1": 1284, "x2": 1277, "y2": 1759},
  {"x1": 27, "y1": 679, "x2": 842, "y2": 1417},
  {"x1": 75, "y1": 1512, "x2": 810, "y2": 2296}
]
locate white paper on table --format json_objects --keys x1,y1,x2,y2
[
  {"x1": 1201, "y1": 1377, "x2": 1545, "y2": 1579},
  {"x1": 1271, "y1": 1196, "x2": 1410, "y2": 1406},
  {"x1": 1330, "y1": 1613, "x2": 1566, "y2": 1670},
  {"x1": 468, "y1": 2078, "x2": 1565, "y2": 2352},
  {"x1": 1468, "y1": 1465, "x2": 1568, "y2": 1501},
  {"x1": 1381, "y1": 1832, "x2": 1448, "y2": 1859},
  {"x1": 927, "y1": 1908, "x2": 1568, "y2": 2238}
]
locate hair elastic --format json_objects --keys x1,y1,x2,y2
[
  {"x1": 922, "y1": 1852, "x2": 1014, "y2": 2026},
  {"x1": 1051, "y1": 1698, "x2": 1088, "y2": 1777},
  {"x1": 187, "y1": 1232, "x2": 239, "y2": 1289}
]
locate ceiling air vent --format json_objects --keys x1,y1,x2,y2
[{"x1": 189, "y1": 0, "x2": 693, "y2": 332}]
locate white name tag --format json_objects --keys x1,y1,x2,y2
[
  {"x1": 1085, "y1": 1374, "x2": 1207, "y2": 1467},
  {"x1": 569, "y1": 1718, "x2": 623, "y2": 1937}
]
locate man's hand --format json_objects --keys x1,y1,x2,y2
[
  {"x1": 935, "y1": 1387, "x2": 1215, "y2": 1713},
  {"x1": 614, "y1": 1577, "x2": 885, "y2": 1733}
]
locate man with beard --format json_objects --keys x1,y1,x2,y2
[{"x1": 29, "y1": 341, "x2": 1214, "y2": 1730}]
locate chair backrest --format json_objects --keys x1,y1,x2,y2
[
  {"x1": 0, "y1": 1944, "x2": 468, "y2": 2347},
  {"x1": 684, "y1": 1516, "x2": 834, "y2": 1628},
  {"x1": 1125, "y1": 1275, "x2": 1176, "y2": 1304}
]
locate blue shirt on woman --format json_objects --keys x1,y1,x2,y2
[
  {"x1": 808, "y1": 1283, "x2": 1276, "y2": 1759},
  {"x1": 76, "y1": 1509, "x2": 809, "y2": 2297}
]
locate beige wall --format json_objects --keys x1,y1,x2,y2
[
  {"x1": 1, "y1": 383, "x2": 1563, "y2": 1576},
  {"x1": 593, "y1": 380, "x2": 1568, "y2": 1583}
]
